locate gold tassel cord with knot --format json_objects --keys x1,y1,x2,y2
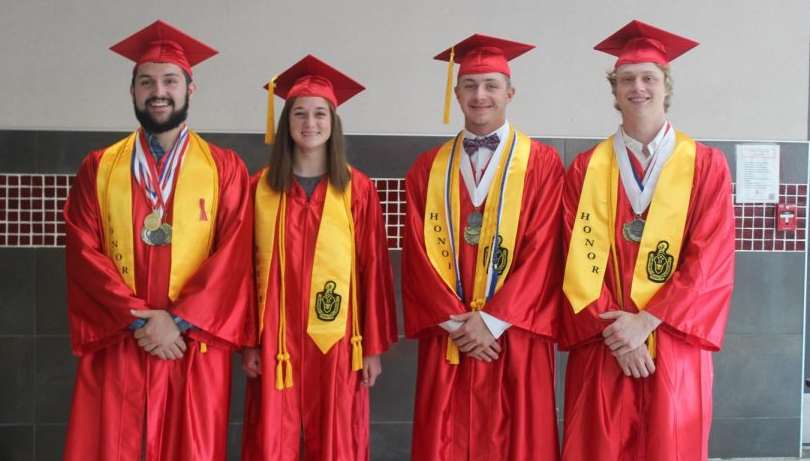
[
  {"x1": 275, "y1": 195, "x2": 293, "y2": 390},
  {"x1": 443, "y1": 47, "x2": 455, "y2": 125},
  {"x1": 265, "y1": 74, "x2": 279, "y2": 145},
  {"x1": 345, "y1": 191, "x2": 364, "y2": 371}
]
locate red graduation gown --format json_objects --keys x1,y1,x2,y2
[
  {"x1": 241, "y1": 170, "x2": 398, "y2": 461},
  {"x1": 403, "y1": 139, "x2": 564, "y2": 461},
  {"x1": 63, "y1": 136, "x2": 255, "y2": 461},
  {"x1": 559, "y1": 141, "x2": 735, "y2": 461}
]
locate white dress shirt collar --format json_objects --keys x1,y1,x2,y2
[
  {"x1": 621, "y1": 121, "x2": 669, "y2": 171},
  {"x1": 460, "y1": 121, "x2": 510, "y2": 208}
]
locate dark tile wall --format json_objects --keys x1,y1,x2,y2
[{"x1": 0, "y1": 130, "x2": 808, "y2": 459}]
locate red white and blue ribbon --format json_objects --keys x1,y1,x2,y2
[{"x1": 131, "y1": 125, "x2": 190, "y2": 217}]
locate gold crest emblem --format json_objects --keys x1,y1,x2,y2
[
  {"x1": 315, "y1": 281, "x2": 341, "y2": 321},
  {"x1": 482, "y1": 235, "x2": 508, "y2": 275},
  {"x1": 647, "y1": 241, "x2": 674, "y2": 283}
]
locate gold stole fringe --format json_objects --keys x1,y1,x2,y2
[
  {"x1": 423, "y1": 126, "x2": 531, "y2": 363},
  {"x1": 563, "y1": 132, "x2": 696, "y2": 358},
  {"x1": 254, "y1": 169, "x2": 361, "y2": 391},
  {"x1": 96, "y1": 130, "x2": 218, "y2": 300}
]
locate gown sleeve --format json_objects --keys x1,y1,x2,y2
[
  {"x1": 65, "y1": 151, "x2": 150, "y2": 355},
  {"x1": 352, "y1": 172, "x2": 398, "y2": 355},
  {"x1": 402, "y1": 148, "x2": 468, "y2": 338},
  {"x1": 642, "y1": 146, "x2": 735, "y2": 350}
]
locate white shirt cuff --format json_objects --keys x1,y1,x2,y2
[
  {"x1": 479, "y1": 312, "x2": 512, "y2": 339},
  {"x1": 439, "y1": 319, "x2": 463, "y2": 332}
]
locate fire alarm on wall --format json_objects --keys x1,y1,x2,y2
[{"x1": 776, "y1": 203, "x2": 797, "y2": 231}]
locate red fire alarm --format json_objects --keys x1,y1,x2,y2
[{"x1": 776, "y1": 203, "x2": 797, "y2": 231}]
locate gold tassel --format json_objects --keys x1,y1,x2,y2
[
  {"x1": 265, "y1": 74, "x2": 279, "y2": 145},
  {"x1": 351, "y1": 335, "x2": 364, "y2": 371},
  {"x1": 345, "y1": 188, "x2": 364, "y2": 372},
  {"x1": 275, "y1": 352, "x2": 286, "y2": 390},
  {"x1": 200, "y1": 342, "x2": 207, "y2": 353},
  {"x1": 284, "y1": 355, "x2": 294, "y2": 388},
  {"x1": 443, "y1": 47, "x2": 455, "y2": 125},
  {"x1": 275, "y1": 195, "x2": 293, "y2": 390},
  {"x1": 647, "y1": 330, "x2": 657, "y2": 359},
  {"x1": 445, "y1": 336, "x2": 459, "y2": 364}
]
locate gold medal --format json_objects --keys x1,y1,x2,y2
[
  {"x1": 463, "y1": 210, "x2": 483, "y2": 245},
  {"x1": 141, "y1": 222, "x2": 172, "y2": 246},
  {"x1": 143, "y1": 211, "x2": 161, "y2": 232},
  {"x1": 622, "y1": 217, "x2": 645, "y2": 243},
  {"x1": 159, "y1": 223, "x2": 172, "y2": 244}
]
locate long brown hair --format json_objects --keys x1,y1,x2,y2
[{"x1": 266, "y1": 97, "x2": 350, "y2": 193}]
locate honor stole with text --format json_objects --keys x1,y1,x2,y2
[
  {"x1": 96, "y1": 129, "x2": 219, "y2": 303},
  {"x1": 424, "y1": 126, "x2": 530, "y2": 364},
  {"x1": 563, "y1": 132, "x2": 696, "y2": 357}
]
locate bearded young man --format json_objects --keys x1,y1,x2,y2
[
  {"x1": 402, "y1": 34, "x2": 564, "y2": 461},
  {"x1": 560, "y1": 20, "x2": 735, "y2": 461},
  {"x1": 63, "y1": 20, "x2": 254, "y2": 461}
]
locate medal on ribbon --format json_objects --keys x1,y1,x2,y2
[
  {"x1": 143, "y1": 210, "x2": 161, "y2": 231},
  {"x1": 464, "y1": 210, "x2": 483, "y2": 245},
  {"x1": 622, "y1": 217, "x2": 645, "y2": 243},
  {"x1": 133, "y1": 127, "x2": 189, "y2": 246}
]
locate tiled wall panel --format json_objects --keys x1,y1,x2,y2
[{"x1": 1, "y1": 173, "x2": 805, "y2": 252}]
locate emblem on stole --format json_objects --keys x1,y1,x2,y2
[
  {"x1": 315, "y1": 281, "x2": 341, "y2": 321},
  {"x1": 482, "y1": 234, "x2": 508, "y2": 275},
  {"x1": 647, "y1": 241, "x2": 674, "y2": 283}
]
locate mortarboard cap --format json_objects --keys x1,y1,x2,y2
[
  {"x1": 263, "y1": 54, "x2": 365, "y2": 144},
  {"x1": 434, "y1": 34, "x2": 534, "y2": 124},
  {"x1": 434, "y1": 34, "x2": 535, "y2": 77},
  {"x1": 110, "y1": 20, "x2": 218, "y2": 77},
  {"x1": 594, "y1": 20, "x2": 698, "y2": 68}
]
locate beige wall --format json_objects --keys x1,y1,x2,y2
[{"x1": 1, "y1": 0, "x2": 807, "y2": 140}]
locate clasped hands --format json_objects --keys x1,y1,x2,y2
[
  {"x1": 130, "y1": 309, "x2": 187, "y2": 360},
  {"x1": 448, "y1": 312, "x2": 501, "y2": 362},
  {"x1": 600, "y1": 310, "x2": 662, "y2": 378}
]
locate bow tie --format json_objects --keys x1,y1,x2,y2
[{"x1": 462, "y1": 134, "x2": 500, "y2": 155}]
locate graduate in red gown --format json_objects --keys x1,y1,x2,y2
[
  {"x1": 63, "y1": 21, "x2": 254, "y2": 461},
  {"x1": 560, "y1": 21, "x2": 735, "y2": 461},
  {"x1": 403, "y1": 35, "x2": 564, "y2": 461},
  {"x1": 241, "y1": 55, "x2": 397, "y2": 461}
]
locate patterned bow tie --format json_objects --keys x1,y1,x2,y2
[{"x1": 462, "y1": 134, "x2": 500, "y2": 155}]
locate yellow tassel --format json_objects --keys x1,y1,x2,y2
[
  {"x1": 647, "y1": 330, "x2": 657, "y2": 360},
  {"x1": 445, "y1": 336, "x2": 459, "y2": 364},
  {"x1": 351, "y1": 335, "x2": 364, "y2": 371},
  {"x1": 284, "y1": 356, "x2": 294, "y2": 388},
  {"x1": 265, "y1": 74, "x2": 279, "y2": 145},
  {"x1": 344, "y1": 187, "x2": 365, "y2": 373},
  {"x1": 442, "y1": 47, "x2": 455, "y2": 125},
  {"x1": 275, "y1": 353, "x2": 285, "y2": 390},
  {"x1": 274, "y1": 195, "x2": 293, "y2": 390},
  {"x1": 200, "y1": 342, "x2": 207, "y2": 353}
]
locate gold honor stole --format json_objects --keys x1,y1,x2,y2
[
  {"x1": 424, "y1": 126, "x2": 530, "y2": 364},
  {"x1": 563, "y1": 132, "x2": 696, "y2": 357},
  {"x1": 96, "y1": 130, "x2": 219, "y2": 344},
  {"x1": 254, "y1": 168, "x2": 362, "y2": 390}
]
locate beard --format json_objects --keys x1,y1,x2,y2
[{"x1": 133, "y1": 91, "x2": 190, "y2": 134}]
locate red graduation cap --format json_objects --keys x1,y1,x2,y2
[
  {"x1": 434, "y1": 34, "x2": 534, "y2": 124},
  {"x1": 594, "y1": 20, "x2": 699, "y2": 67},
  {"x1": 263, "y1": 54, "x2": 365, "y2": 144},
  {"x1": 434, "y1": 34, "x2": 535, "y2": 78},
  {"x1": 110, "y1": 20, "x2": 218, "y2": 77}
]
